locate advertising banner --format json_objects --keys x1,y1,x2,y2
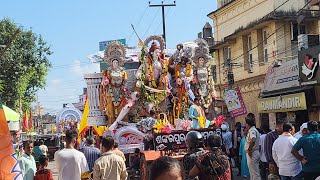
[
  {"x1": 263, "y1": 58, "x2": 299, "y2": 92},
  {"x1": 99, "y1": 39, "x2": 126, "y2": 51},
  {"x1": 298, "y1": 45, "x2": 320, "y2": 85},
  {"x1": 223, "y1": 88, "x2": 247, "y2": 117}
]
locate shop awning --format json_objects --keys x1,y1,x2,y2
[
  {"x1": 3, "y1": 105, "x2": 20, "y2": 122},
  {"x1": 261, "y1": 86, "x2": 313, "y2": 98}
]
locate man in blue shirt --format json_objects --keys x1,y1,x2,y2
[
  {"x1": 19, "y1": 140, "x2": 37, "y2": 180},
  {"x1": 292, "y1": 120, "x2": 320, "y2": 180},
  {"x1": 81, "y1": 136, "x2": 101, "y2": 172}
]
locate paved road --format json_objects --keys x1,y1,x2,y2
[
  {"x1": 48, "y1": 161, "x2": 247, "y2": 180},
  {"x1": 48, "y1": 160, "x2": 58, "y2": 180}
]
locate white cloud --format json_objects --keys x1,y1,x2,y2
[
  {"x1": 71, "y1": 60, "x2": 100, "y2": 77},
  {"x1": 37, "y1": 60, "x2": 99, "y2": 115}
]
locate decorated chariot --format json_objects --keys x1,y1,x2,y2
[{"x1": 83, "y1": 35, "x2": 224, "y2": 179}]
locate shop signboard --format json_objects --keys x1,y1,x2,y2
[
  {"x1": 298, "y1": 45, "x2": 320, "y2": 85},
  {"x1": 262, "y1": 58, "x2": 299, "y2": 92},
  {"x1": 99, "y1": 39, "x2": 126, "y2": 51},
  {"x1": 258, "y1": 92, "x2": 307, "y2": 113},
  {"x1": 222, "y1": 88, "x2": 247, "y2": 117},
  {"x1": 153, "y1": 128, "x2": 221, "y2": 151}
]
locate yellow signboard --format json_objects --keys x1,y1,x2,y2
[{"x1": 258, "y1": 92, "x2": 307, "y2": 113}]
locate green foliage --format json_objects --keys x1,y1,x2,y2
[{"x1": 0, "y1": 18, "x2": 52, "y2": 111}]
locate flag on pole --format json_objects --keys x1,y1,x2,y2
[
  {"x1": 78, "y1": 97, "x2": 89, "y2": 143},
  {"x1": 22, "y1": 110, "x2": 32, "y2": 132},
  {"x1": 78, "y1": 97, "x2": 106, "y2": 140},
  {"x1": 93, "y1": 126, "x2": 107, "y2": 137},
  {"x1": 0, "y1": 98, "x2": 23, "y2": 180}
]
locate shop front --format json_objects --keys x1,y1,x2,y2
[
  {"x1": 258, "y1": 92, "x2": 309, "y2": 130},
  {"x1": 257, "y1": 58, "x2": 317, "y2": 130}
]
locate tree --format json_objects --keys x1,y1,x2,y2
[{"x1": 0, "y1": 18, "x2": 52, "y2": 111}]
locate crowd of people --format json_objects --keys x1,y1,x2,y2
[
  {"x1": 224, "y1": 113, "x2": 320, "y2": 180},
  {"x1": 16, "y1": 112, "x2": 320, "y2": 180}
]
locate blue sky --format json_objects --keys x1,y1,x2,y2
[{"x1": 0, "y1": 0, "x2": 216, "y2": 114}]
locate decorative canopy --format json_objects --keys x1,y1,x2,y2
[{"x1": 3, "y1": 105, "x2": 20, "y2": 122}]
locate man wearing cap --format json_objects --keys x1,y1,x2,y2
[
  {"x1": 221, "y1": 123, "x2": 233, "y2": 156},
  {"x1": 294, "y1": 122, "x2": 308, "y2": 139}
]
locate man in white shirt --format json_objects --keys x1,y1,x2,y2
[
  {"x1": 272, "y1": 123, "x2": 302, "y2": 180},
  {"x1": 39, "y1": 140, "x2": 48, "y2": 156},
  {"x1": 54, "y1": 129, "x2": 89, "y2": 180},
  {"x1": 244, "y1": 113, "x2": 261, "y2": 180}
]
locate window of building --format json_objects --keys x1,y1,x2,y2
[
  {"x1": 262, "y1": 30, "x2": 268, "y2": 62},
  {"x1": 247, "y1": 35, "x2": 253, "y2": 70},
  {"x1": 223, "y1": 46, "x2": 231, "y2": 67},
  {"x1": 291, "y1": 22, "x2": 306, "y2": 41}
]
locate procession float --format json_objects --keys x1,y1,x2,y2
[{"x1": 83, "y1": 35, "x2": 224, "y2": 179}]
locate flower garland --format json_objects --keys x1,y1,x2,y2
[
  {"x1": 174, "y1": 63, "x2": 192, "y2": 119},
  {"x1": 147, "y1": 58, "x2": 157, "y2": 88},
  {"x1": 175, "y1": 63, "x2": 192, "y2": 79},
  {"x1": 211, "y1": 115, "x2": 225, "y2": 127},
  {"x1": 153, "y1": 119, "x2": 172, "y2": 133}
]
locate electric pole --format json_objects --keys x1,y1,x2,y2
[{"x1": 149, "y1": 1, "x2": 176, "y2": 47}]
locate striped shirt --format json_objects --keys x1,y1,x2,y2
[
  {"x1": 264, "y1": 130, "x2": 279, "y2": 163},
  {"x1": 81, "y1": 145, "x2": 101, "y2": 171}
]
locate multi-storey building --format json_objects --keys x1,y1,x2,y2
[{"x1": 208, "y1": 0, "x2": 320, "y2": 128}]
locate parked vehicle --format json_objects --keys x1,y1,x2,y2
[{"x1": 37, "y1": 134, "x2": 60, "y2": 159}]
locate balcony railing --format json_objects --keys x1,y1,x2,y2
[{"x1": 204, "y1": 37, "x2": 221, "y2": 48}]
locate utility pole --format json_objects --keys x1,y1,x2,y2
[{"x1": 149, "y1": 1, "x2": 176, "y2": 47}]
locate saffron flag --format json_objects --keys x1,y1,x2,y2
[
  {"x1": 78, "y1": 97, "x2": 89, "y2": 143},
  {"x1": 78, "y1": 97, "x2": 106, "y2": 140},
  {"x1": 22, "y1": 110, "x2": 32, "y2": 132},
  {"x1": 0, "y1": 98, "x2": 23, "y2": 180},
  {"x1": 93, "y1": 126, "x2": 106, "y2": 137}
]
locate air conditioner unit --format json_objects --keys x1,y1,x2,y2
[
  {"x1": 248, "y1": 64, "x2": 254, "y2": 73},
  {"x1": 298, "y1": 34, "x2": 320, "y2": 51}
]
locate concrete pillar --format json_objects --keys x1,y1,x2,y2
[
  {"x1": 269, "y1": 112, "x2": 276, "y2": 130},
  {"x1": 84, "y1": 73, "x2": 107, "y2": 126}
]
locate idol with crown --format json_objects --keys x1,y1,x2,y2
[
  {"x1": 100, "y1": 41, "x2": 129, "y2": 124},
  {"x1": 191, "y1": 39, "x2": 216, "y2": 112},
  {"x1": 172, "y1": 45, "x2": 194, "y2": 119},
  {"x1": 135, "y1": 35, "x2": 172, "y2": 115}
]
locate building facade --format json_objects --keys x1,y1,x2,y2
[{"x1": 208, "y1": 0, "x2": 320, "y2": 128}]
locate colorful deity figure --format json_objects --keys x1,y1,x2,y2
[
  {"x1": 169, "y1": 43, "x2": 184, "y2": 69},
  {"x1": 100, "y1": 41, "x2": 128, "y2": 123},
  {"x1": 192, "y1": 39, "x2": 215, "y2": 111},
  {"x1": 136, "y1": 35, "x2": 170, "y2": 90},
  {"x1": 173, "y1": 46, "x2": 194, "y2": 119}
]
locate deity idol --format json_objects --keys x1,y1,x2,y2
[
  {"x1": 100, "y1": 41, "x2": 128, "y2": 123},
  {"x1": 173, "y1": 46, "x2": 194, "y2": 119},
  {"x1": 192, "y1": 39, "x2": 215, "y2": 111},
  {"x1": 136, "y1": 35, "x2": 170, "y2": 90},
  {"x1": 169, "y1": 43, "x2": 184, "y2": 69}
]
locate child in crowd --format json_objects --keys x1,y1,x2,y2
[{"x1": 34, "y1": 155, "x2": 54, "y2": 180}]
